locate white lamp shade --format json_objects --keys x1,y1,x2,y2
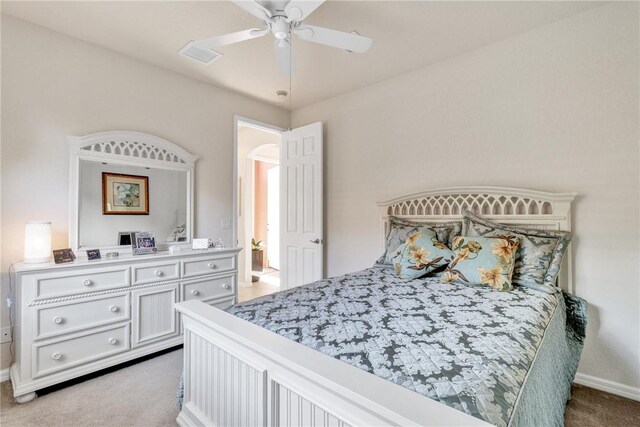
[{"x1": 24, "y1": 221, "x2": 52, "y2": 263}]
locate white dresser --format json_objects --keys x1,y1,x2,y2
[{"x1": 9, "y1": 248, "x2": 241, "y2": 403}]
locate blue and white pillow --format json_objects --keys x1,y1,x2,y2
[
  {"x1": 377, "y1": 217, "x2": 461, "y2": 265},
  {"x1": 393, "y1": 228, "x2": 453, "y2": 280},
  {"x1": 462, "y1": 210, "x2": 571, "y2": 292},
  {"x1": 441, "y1": 235, "x2": 520, "y2": 291}
]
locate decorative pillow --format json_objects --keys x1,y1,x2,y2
[
  {"x1": 462, "y1": 210, "x2": 571, "y2": 291},
  {"x1": 376, "y1": 217, "x2": 462, "y2": 265},
  {"x1": 393, "y1": 228, "x2": 454, "y2": 280},
  {"x1": 441, "y1": 235, "x2": 520, "y2": 291}
]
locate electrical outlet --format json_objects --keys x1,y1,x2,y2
[
  {"x1": 1, "y1": 327, "x2": 12, "y2": 344},
  {"x1": 220, "y1": 218, "x2": 231, "y2": 229}
]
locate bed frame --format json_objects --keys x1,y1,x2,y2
[{"x1": 176, "y1": 186, "x2": 576, "y2": 427}]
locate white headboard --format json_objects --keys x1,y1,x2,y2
[{"x1": 377, "y1": 186, "x2": 577, "y2": 293}]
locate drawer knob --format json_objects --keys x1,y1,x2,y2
[
  {"x1": 82, "y1": 279, "x2": 93, "y2": 286},
  {"x1": 108, "y1": 338, "x2": 119, "y2": 345},
  {"x1": 52, "y1": 316, "x2": 63, "y2": 324},
  {"x1": 222, "y1": 283, "x2": 230, "y2": 290},
  {"x1": 51, "y1": 352, "x2": 62, "y2": 360},
  {"x1": 109, "y1": 305, "x2": 119, "y2": 313},
  {"x1": 154, "y1": 270, "x2": 164, "y2": 277},
  {"x1": 191, "y1": 290, "x2": 200, "y2": 296},
  {"x1": 207, "y1": 263, "x2": 217, "y2": 269}
]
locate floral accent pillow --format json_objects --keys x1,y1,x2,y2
[
  {"x1": 462, "y1": 210, "x2": 571, "y2": 292},
  {"x1": 441, "y1": 235, "x2": 520, "y2": 291},
  {"x1": 393, "y1": 228, "x2": 454, "y2": 280},
  {"x1": 376, "y1": 217, "x2": 462, "y2": 265}
]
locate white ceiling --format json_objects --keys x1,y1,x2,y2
[{"x1": 2, "y1": 1, "x2": 603, "y2": 110}]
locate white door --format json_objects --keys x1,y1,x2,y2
[
  {"x1": 267, "y1": 166, "x2": 280, "y2": 270},
  {"x1": 280, "y1": 122, "x2": 323, "y2": 289}
]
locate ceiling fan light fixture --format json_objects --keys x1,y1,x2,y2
[
  {"x1": 272, "y1": 16, "x2": 290, "y2": 40},
  {"x1": 178, "y1": 41, "x2": 222, "y2": 64}
]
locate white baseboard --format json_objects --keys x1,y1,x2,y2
[
  {"x1": 0, "y1": 368, "x2": 9, "y2": 383},
  {"x1": 574, "y1": 373, "x2": 640, "y2": 401}
]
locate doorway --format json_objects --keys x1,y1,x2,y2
[{"x1": 234, "y1": 117, "x2": 283, "y2": 302}]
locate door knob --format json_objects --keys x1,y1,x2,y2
[{"x1": 309, "y1": 239, "x2": 322, "y2": 244}]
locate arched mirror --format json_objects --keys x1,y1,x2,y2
[{"x1": 68, "y1": 131, "x2": 198, "y2": 254}]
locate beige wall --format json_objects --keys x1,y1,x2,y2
[
  {"x1": 292, "y1": 3, "x2": 640, "y2": 389},
  {"x1": 0, "y1": 15, "x2": 288, "y2": 369}
]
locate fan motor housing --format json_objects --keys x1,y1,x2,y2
[{"x1": 271, "y1": 16, "x2": 290, "y2": 39}]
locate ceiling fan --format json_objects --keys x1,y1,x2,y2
[{"x1": 178, "y1": 0, "x2": 373, "y2": 75}]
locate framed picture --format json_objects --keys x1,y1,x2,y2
[
  {"x1": 53, "y1": 248, "x2": 76, "y2": 264},
  {"x1": 86, "y1": 249, "x2": 101, "y2": 260},
  {"x1": 118, "y1": 231, "x2": 138, "y2": 246},
  {"x1": 131, "y1": 231, "x2": 157, "y2": 255},
  {"x1": 102, "y1": 173, "x2": 149, "y2": 215}
]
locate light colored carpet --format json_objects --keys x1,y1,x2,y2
[
  {"x1": 1, "y1": 349, "x2": 182, "y2": 427},
  {"x1": 2, "y1": 347, "x2": 639, "y2": 426}
]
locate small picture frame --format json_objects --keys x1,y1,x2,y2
[
  {"x1": 86, "y1": 249, "x2": 101, "y2": 260},
  {"x1": 131, "y1": 231, "x2": 157, "y2": 255},
  {"x1": 118, "y1": 231, "x2": 138, "y2": 246},
  {"x1": 53, "y1": 248, "x2": 76, "y2": 264}
]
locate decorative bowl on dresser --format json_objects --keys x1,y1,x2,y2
[{"x1": 10, "y1": 247, "x2": 241, "y2": 403}]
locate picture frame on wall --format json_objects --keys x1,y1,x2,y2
[
  {"x1": 102, "y1": 173, "x2": 149, "y2": 215},
  {"x1": 131, "y1": 231, "x2": 157, "y2": 255}
]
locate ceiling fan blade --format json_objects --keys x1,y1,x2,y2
[
  {"x1": 294, "y1": 25, "x2": 372, "y2": 53},
  {"x1": 275, "y1": 39, "x2": 295, "y2": 76},
  {"x1": 229, "y1": 0, "x2": 272, "y2": 21},
  {"x1": 191, "y1": 28, "x2": 268, "y2": 50},
  {"x1": 285, "y1": 0, "x2": 325, "y2": 22}
]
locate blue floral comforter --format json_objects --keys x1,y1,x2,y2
[{"x1": 227, "y1": 266, "x2": 587, "y2": 426}]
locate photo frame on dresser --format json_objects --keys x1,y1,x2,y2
[
  {"x1": 85, "y1": 249, "x2": 101, "y2": 260},
  {"x1": 52, "y1": 248, "x2": 76, "y2": 264},
  {"x1": 131, "y1": 231, "x2": 157, "y2": 255}
]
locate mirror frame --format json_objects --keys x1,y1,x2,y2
[{"x1": 68, "y1": 131, "x2": 199, "y2": 254}]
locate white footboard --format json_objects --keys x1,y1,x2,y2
[{"x1": 175, "y1": 300, "x2": 489, "y2": 427}]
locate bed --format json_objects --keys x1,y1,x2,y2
[{"x1": 175, "y1": 187, "x2": 586, "y2": 427}]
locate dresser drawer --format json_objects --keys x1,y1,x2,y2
[
  {"x1": 182, "y1": 255, "x2": 235, "y2": 278},
  {"x1": 132, "y1": 261, "x2": 179, "y2": 285},
  {"x1": 182, "y1": 275, "x2": 235, "y2": 302},
  {"x1": 35, "y1": 293, "x2": 130, "y2": 340},
  {"x1": 35, "y1": 266, "x2": 130, "y2": 299},
  {"x1": 33, "y1": 324, "x2": 129, "y2": 378}
]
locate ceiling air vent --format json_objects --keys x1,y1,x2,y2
[{"x1": 178, "y1": 41, "x2": 222, "y2": 64}]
